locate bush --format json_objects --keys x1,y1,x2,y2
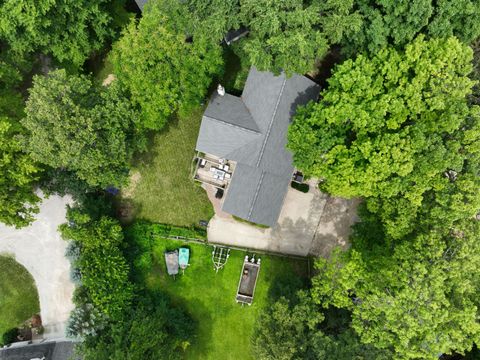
[
  {"x1": 291, "y1": 181, "x2": 309, "y2": 193},
  {"x1": 126, "y1": 221, "x2": 207, "y2": 241},
  {"x1": 1, "y1": 328, "x2": 18, "y2": 346}
]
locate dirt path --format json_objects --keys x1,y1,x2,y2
[{"x1": 0, "y1": 194, "x2": 74, "y2": 339}]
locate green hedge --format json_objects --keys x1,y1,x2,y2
[{"x1": 127, "y1": 221, "x2": 207, "y2": 241}]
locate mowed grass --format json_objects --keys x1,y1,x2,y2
[
  {"x1": 138, "y1": 238, "x2": 309, "y2": 360},
  {"x1": 0, "y1": 255, "x2": 40, "y2": 343},
  {"x1": 129, "y1": 108, "x2": 214, "y2": 226}
]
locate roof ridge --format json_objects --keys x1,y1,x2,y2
[
  {"x1": 247, "y1": 171, "x2": 266, "y2": 221},
  {"x1": 255, "y1": 76, "x2": 287, "y2": 168},
  {"x1": 204, "y1": 115, "x2": 261, "y2": 135}
]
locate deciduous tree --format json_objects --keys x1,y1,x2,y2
[
  {"x1": 111, "y1": 0, "x2": 223, "y2": 129},
  {"x1": 60, "y1": 210, "x2": 134, "y2": 320},
  {"x1": 0, "y1": 0, "x2": 122, "y2": 67},
  {"x1": 312, "y1": 219, "x2": 480, "y2": 359},
  {"x1": 22, "y1": 69, "x2": 143, "y2": 188},
  {"x1": 0, "y1": 117, "x2": 41, "y2": 227},
  {"x1": 345, "y1": 0, "x2": 480, "y2": 54},
  {"x1": 239, "y1": 0, "x2": 361, "y2": 75},
  {"x1": 289, "y1": 36, "x2": 480, "y2": 237}
]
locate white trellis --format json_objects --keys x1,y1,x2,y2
[{"x1": 212, "y1": 245, "x2": 230, "y2": 273}]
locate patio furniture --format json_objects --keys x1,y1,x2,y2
[
  {"x1": 223, "y1": 164, "x2": 229, "y2": 171},
  {"x1": 214, "y1": 169, "x2": 225, "y2": 180},
  {"x1": 210, "y1": 167, "x2": 216, "y2": 172},
  {"x1": 225, "y1": 173, "x2": 231, "y2": 179},
  {"x1": 218, "y1": 164, "x2": 224, "y2": 170},
  {"x1": 292, "y1": 171, "x2": 304, "y2": 183}
]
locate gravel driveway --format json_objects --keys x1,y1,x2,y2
[{"x1": 0, "y1": 194, "x2": 74, "y2": 339}]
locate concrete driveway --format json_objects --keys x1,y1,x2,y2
[
  {"x1": 0, "y1": 194, "x2": 74, "y2": 339},
  {"x1": 207, "y1": 181, "x2": 359, "y2": 257}
]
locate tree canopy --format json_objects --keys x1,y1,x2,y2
[
  {"x1": 22, "y1": 69, "x2": 143, "y2": 188},
  {"x1": 0, "y1": 118, "x2": 41, "y2": 227},
  {"x1": 289, "y1": 36, "x2": 480, "y2": 238},
  {"x1": 0, "y1": 0, "x2": 121, "y2": 67},
  {"x1": 79, "y1": 295, "x2": 194, "y2": 360},
  {"x1": 254, "y1": 292, "x2": 393, "y2": 360},
  {"x1": 60, "y1": 210, "x2": 134, "y2": 321},
  {"x1": 111, "y1": 0, "x2": 223, "y2": 130},
  {"x1": 345, "y1": 0, "x2": 480, "y2": 54},
  {"x1": 185, "y1": 0, "x2": 361, "y2": 75},
  {"x1": 312, "y1": 218, "x2": 480, "y2": 359}
]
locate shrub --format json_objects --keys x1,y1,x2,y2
[
  {"x1": 127, "y1": 221, "x2": 207, "y2": 241},
  {"x1": 1, "y1": 328, "x2": 18, "y2": 346}
]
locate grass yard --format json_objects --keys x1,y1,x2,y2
[
  {"x1": 126, "y1": 108, "x2": 214, "y2": 226},
  {"x1": 135, "y1": 237, "x2": 309, "y2": 360},
  {"x1": 0, "y1": 255, "x2": 40, "y2": 344}
]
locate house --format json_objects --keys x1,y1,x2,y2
[
  {"x1": 194, "y1": 68, "x2": 320, "y2": 227},
  {"x1": 0, "y1": 340, "x2": 77, "y2": 360}
]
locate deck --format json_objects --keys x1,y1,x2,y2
[{"x1": 193, "y1": 153, "x2": 236, "y2": 189}]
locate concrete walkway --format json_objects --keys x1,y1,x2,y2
[
  {"x1": 0, "y1": 194, "x2": 74, "y2": 339},
  {"x1": 207, "y1": 181, "x2": 359, "y2": 257}
]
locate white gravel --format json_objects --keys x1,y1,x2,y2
[{"x1": 0, "y1": 193, "x2": 75, "y2": 339}]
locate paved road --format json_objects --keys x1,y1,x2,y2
[
  {"x1": 0, "y1": 194, "x2": 74, "y2": 339},
  {"x1": 208, "y1": 181, "x2": 359, "y2": 257}
]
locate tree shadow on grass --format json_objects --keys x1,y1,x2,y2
[{"x1": 266, "y1": 264, "x2": 310, "y2": 305}]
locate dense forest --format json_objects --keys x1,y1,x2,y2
[{"x1": 0, "y1": 0, "x2": 479, "y2": 359}]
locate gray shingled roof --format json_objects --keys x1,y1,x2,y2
[
  {"x1": 196, "y1": 67, "x2": 320, "y2": 227},
  {"x1": 134, "y1": 0, "x2": 148, "y2": 11}
]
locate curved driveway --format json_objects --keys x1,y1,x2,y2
[{"x1": 0, "y1": 194, "x2": 74, "y2": 339}]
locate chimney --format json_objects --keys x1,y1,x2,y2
[{"x1": 217, "y1": 84, "x2": 225, "y2": 96}]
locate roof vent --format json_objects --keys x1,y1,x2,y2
[{"x1": 217, "y1": 84, "x2": 225, "y2": 96}]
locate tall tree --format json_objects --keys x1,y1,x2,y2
[
  {"x1": 22, "y1": 69, "x2": 143, "y2": 188},
  {"x1": 0, "y1": 64, "x2": 41, "y2": 227},
  {"x1": 345, "y1": 0, "x2": 480, "y2": 54},
  {"x1": 0, "y1": 0, "x2": 122, "y2": 67},
  {"x1": 111, "y1": 0, "x2": 223, "y2": 130},
  {"x1": 239, "y1": 0, "x2": 361, "y2": 75},
  {"x1": 288, "y1": 36, "x2": 480, "y2": 238},
  {"x1": 60, "y1": 210, "x2": 134, "y2": 321},
  {"x1": 0, "y1": 117, "x2": 41, "y2": 227},
  {"x1": 312, "y1": 219, "x2": 480, "y2": 359},
  {"x1": 79, "y1": 295, "x2": 194, "y2": 360},
  {"x1": 254, "y1": 292, "x2": 393, "y2": 359}
]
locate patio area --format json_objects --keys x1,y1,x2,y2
[{"x1": 193, "y1": 154, "x2": 236, "y2": 189}]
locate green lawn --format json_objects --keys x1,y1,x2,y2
[
  {"x1": 0, "y1": 255, "x2": 40, "y2": 344},
  {"x1": 128, "y1": 109, "x2": 214, "y2": 226},
  {"x1": 136, "y1": 238, "x2": 309, "y2": 360}
]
